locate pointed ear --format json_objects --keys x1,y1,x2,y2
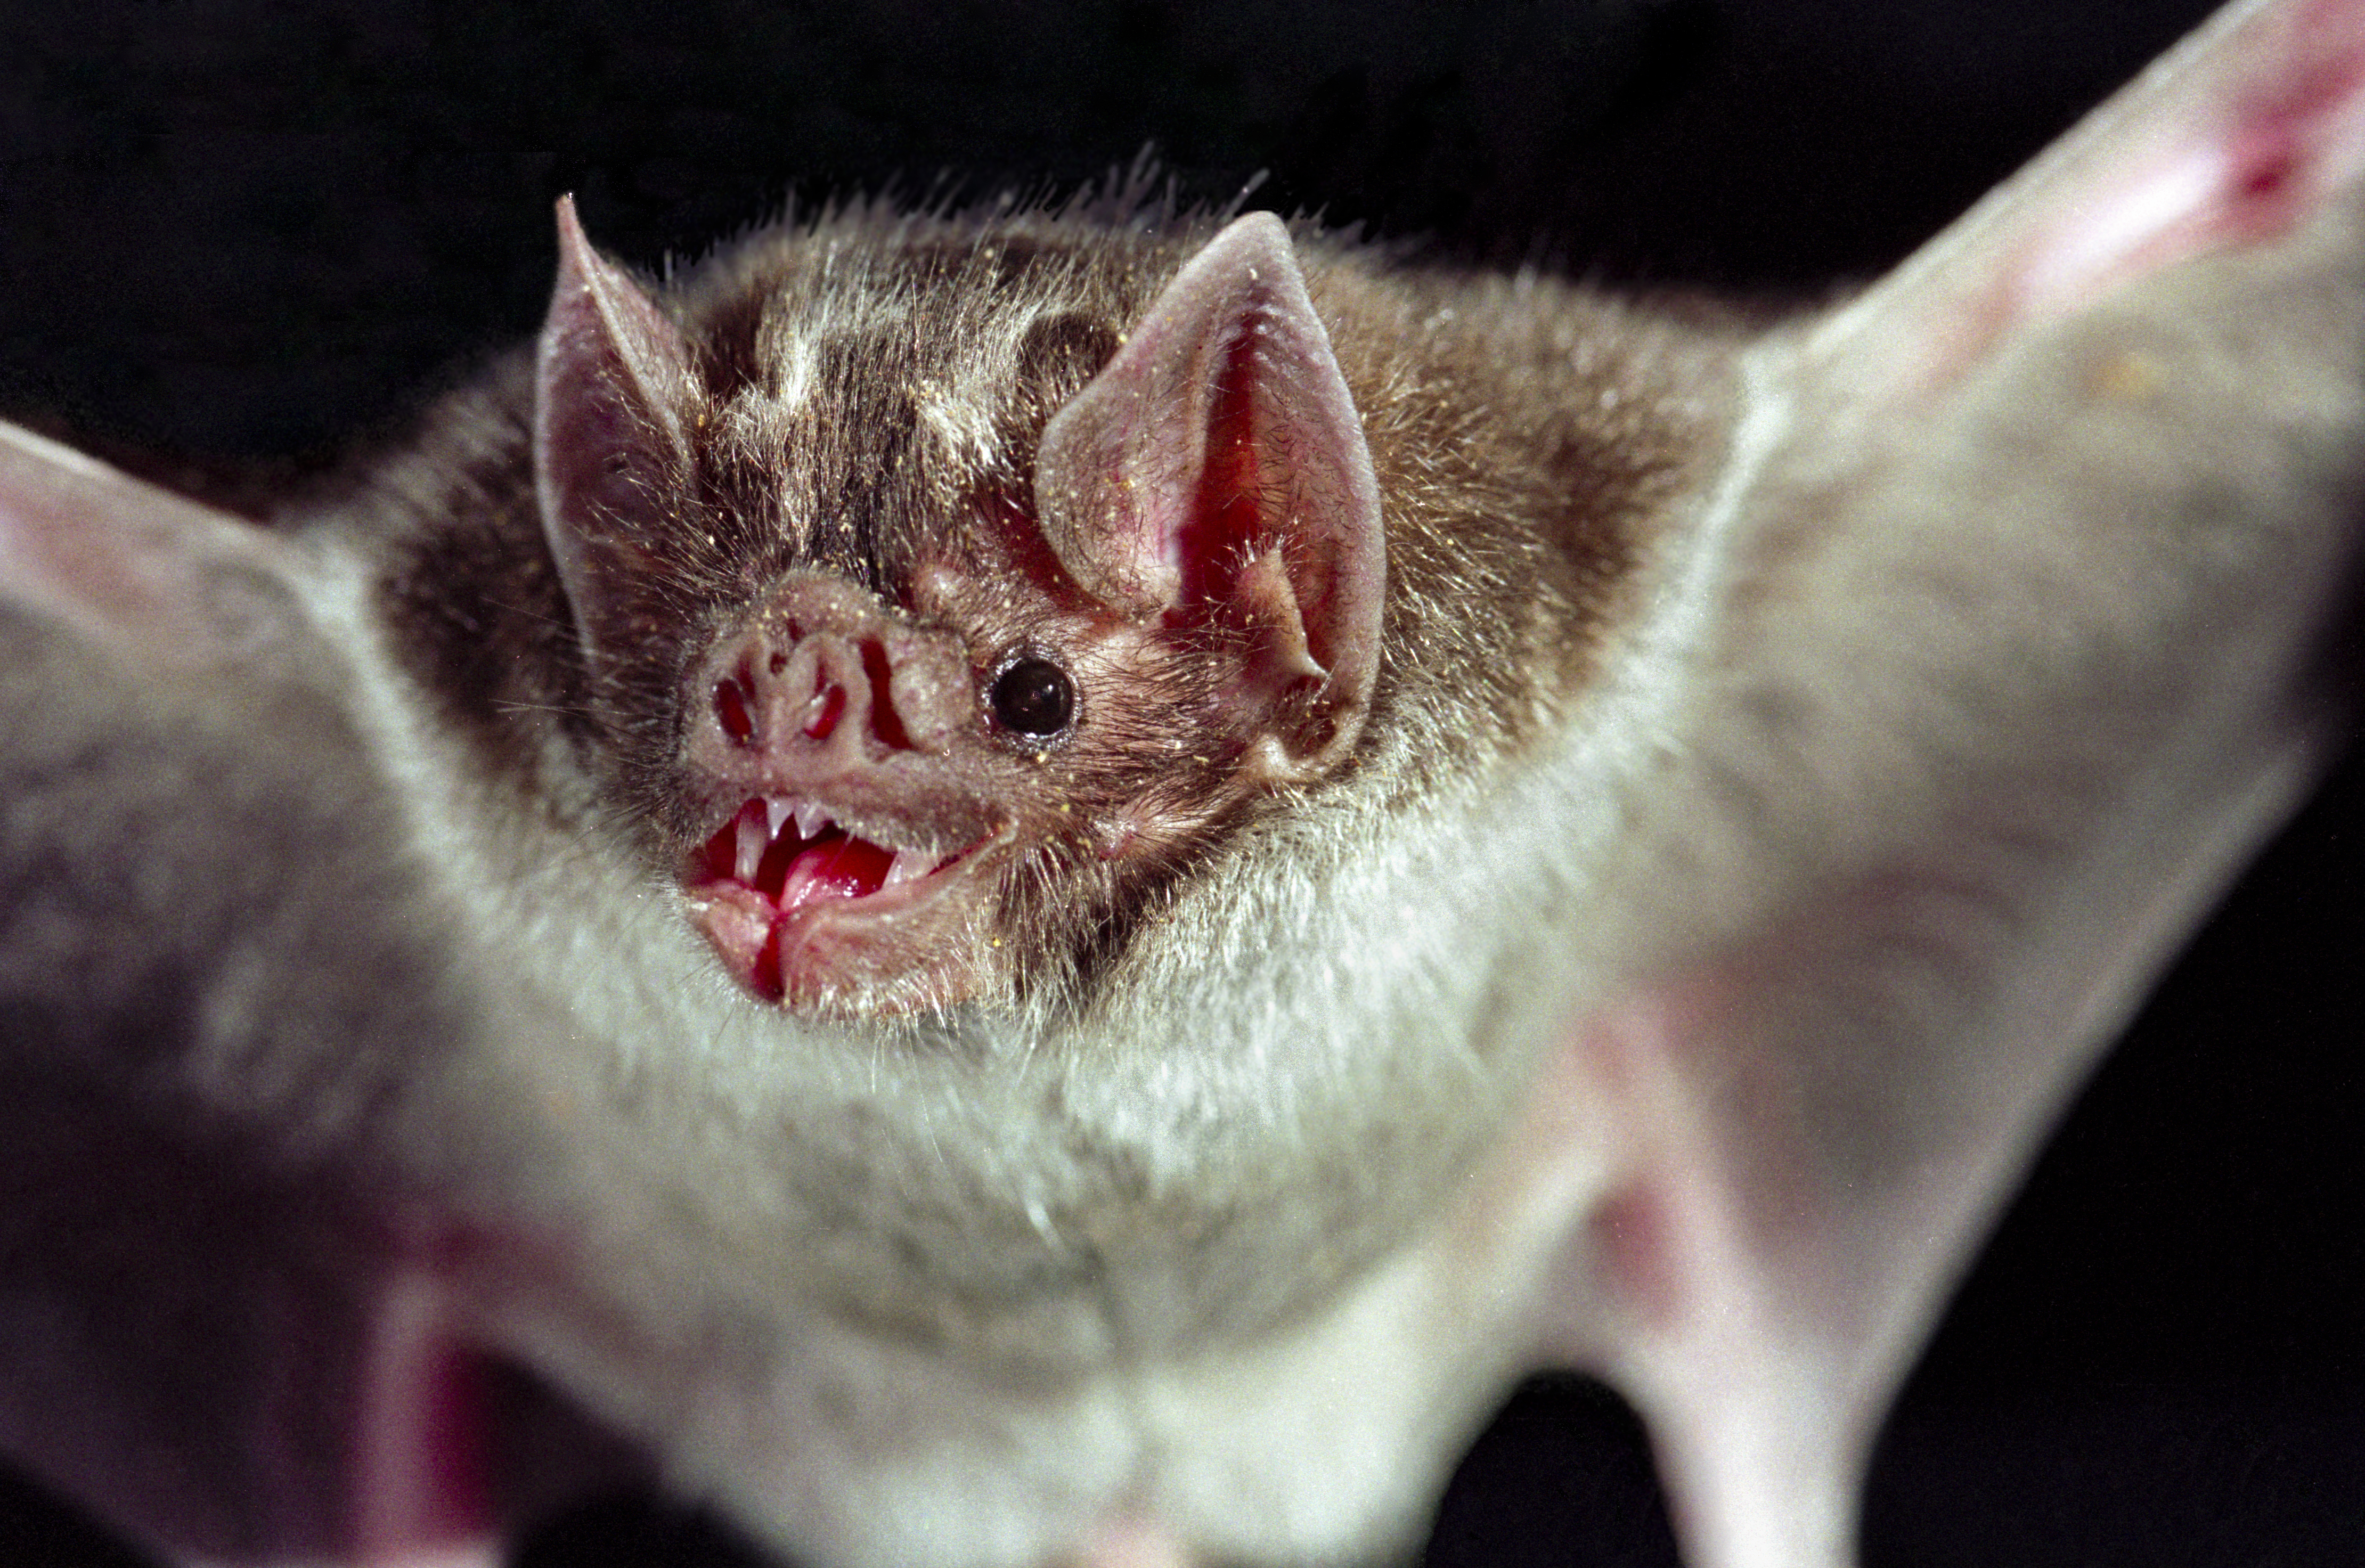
[
  {"x1": 534, "y1": 196, "x2": 697, "y2": 673},
  {"x1": 1033, "y1": 212, "x2": 1385, "y2": 781}
]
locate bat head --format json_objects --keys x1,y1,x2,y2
[{"x1": 533, "y1": 202, "x2": 1384, "y2": 1012}]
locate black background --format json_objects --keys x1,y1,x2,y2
[{"x1": 3, "y1": 2, "x2": 2361, "y2": 1565}]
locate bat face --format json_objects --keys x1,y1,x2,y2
[
  {"x1": 534, "y1": 207, "x2": 1389, "y2": 1013},
  {"x1": 7, "y1": 3, "x2": 2365, "y2": 1568}
]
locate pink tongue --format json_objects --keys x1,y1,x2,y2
[{"x1": 778, "y1": 836, "x2": 895, "y2": 912}]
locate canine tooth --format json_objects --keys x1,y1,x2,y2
[
  {"x1": 883, "y1": 849, "x2": 931, "y2": 889},
  {"x1": 795, "y1": 800, "x2": 833, "y2": 839},
  {"x1": 734, "y1": 805, "x2": 768, "y2": 883},
  {"x1": 765, "y1": 797, "x2": 793, "y2": 840}
]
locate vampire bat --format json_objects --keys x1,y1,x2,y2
[{"x1": 5, "y1": 0, "x2": 2365, "y2": 1564}]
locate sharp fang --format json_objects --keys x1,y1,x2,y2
[
  {"x1": 735, "y1": 805, "x2": 768, "y2": 883},
  {"x1": 883, "y1": 849, "x2": 932, "y2": 889},
  {"x1": 794, "y1": 800, "x2": 833, "y2": 839},
  {"x1": 765, "y1": 796, "x2": 794, "y2": 840}
]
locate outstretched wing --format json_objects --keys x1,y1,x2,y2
[
  {"x1": 0, "y1": 422, "x2": 546, "y2": 1568},
  {"x1": 1513, "y1": 3, "x2": 2365, "y2": 1563}
]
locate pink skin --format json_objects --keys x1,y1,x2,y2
[
  {"x1": 676, "y1": 571, "x2": 1016, "y2": 1008},
  {"x1": 683, "y1": 797, "x2": 1008, "y2": 1003},
  {"x1": 353, "y1": 1268, "x2": 499, "y2": 1568},
  {"x1": 1063, "y1": 1521, "x2": 1197, "y2": 1568}
]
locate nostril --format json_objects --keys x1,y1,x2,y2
[
  {"x1": 804, "y1": 683, "x2": 847, "y2": 740},
  {"x1": 714, "y1": 676, "x2": 757, "y2": 746},
  {"x1": 861, "y1": 638, "x2": 915, "y2": 751}
]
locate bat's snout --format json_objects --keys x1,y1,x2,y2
[{"x1": 696, "y1": 571, "x2": 973, "y2": 771}]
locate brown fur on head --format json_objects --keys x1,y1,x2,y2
[{"x1": 357, "y1": 188, "x2": 1739, "y2": 1018}]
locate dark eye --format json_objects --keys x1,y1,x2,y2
[{"x1": 988, "y1": 657, "x2": 1075, "y2": 738}]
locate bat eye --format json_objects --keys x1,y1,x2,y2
[{"x1": 988, "y1": 656, "x2": 1075, "y2": 738}]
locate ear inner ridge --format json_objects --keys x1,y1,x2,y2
[
  {"x1": 1035, "y1": 211, "x2": 1385, "y2": 776},
  {"x1": 534, "y1": 195, "x2": 698, "y2": 675}
]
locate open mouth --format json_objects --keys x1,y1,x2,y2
[
  {"x1": 686, "y1": 796, "x2": 977, "y2": 1001},
  {"x1": 699, "y1": 796, "x2": 949, "y2": 911}
]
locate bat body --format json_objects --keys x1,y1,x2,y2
[{"x1": 5, "y1": 2, "x2": 2365, "y2": 1566}]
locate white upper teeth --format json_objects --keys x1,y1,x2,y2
[
  {"x1": 735, "y1": 806, "x2": 768, "y2": 883},
  {"x1": 723, "y1": 795, "x2": 948, "y2": 896},
  {"x1": 756, "y1": 795, "x2": 838, "y2": 844}
]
